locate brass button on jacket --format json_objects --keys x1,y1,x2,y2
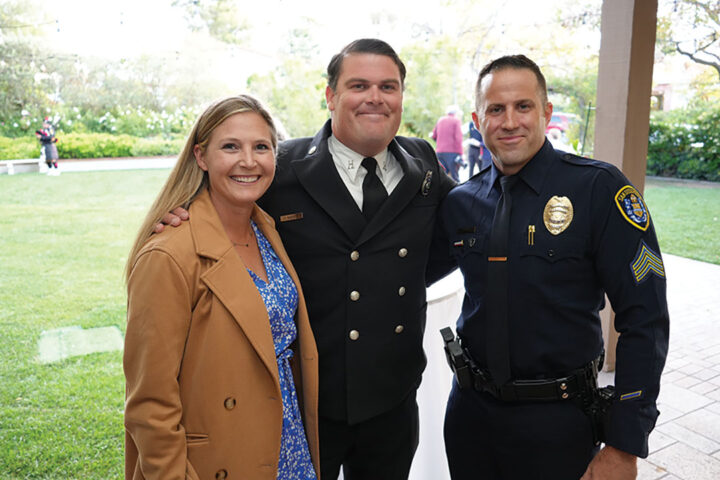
[
  {"x1": 349, "y1": 330, "x2": 360, "y2": 341},
  {"x1": 224, "y1": 397, "x2": 236, "y2": 410}
]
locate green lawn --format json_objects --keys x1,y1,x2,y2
[
  {"x1": 644, "y1": 179, "x2": 720, "y2": 265},
  {"x1": 0, "y1": 169, "x2": 169, "y2": 479},
  {"x1": 0, "y1": 169, "x2": 717, "y2": 478}
]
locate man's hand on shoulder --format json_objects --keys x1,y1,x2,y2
[
  {"x1": 153, "y1": 207, "x2": 190, "y2": 233},
  {"x1": 580, "y1": 445, "x2": 637, "y2": 480}
]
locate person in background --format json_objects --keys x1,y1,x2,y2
[
  {"x1": 466, "y1": 119, "x2": 492, "y2": 177},
  {"x1": 429, "y1": 54, "x2": 669, "y2": 479},
  {"x1": 547, "y1": 126, "x2": 576, "y2": 153},
  {"x1": 35, "y1": 118, "x2": 60, "y2": 175},
  {"x1": 124, "y1": 94, "x2": 319, "y2": 480},
  {"x1": 431, "y1": 105, "x2": 464, "y2": 181}
]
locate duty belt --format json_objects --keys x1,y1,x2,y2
[
  {"x1": 470, "y1": 362, "x2": 597, "y2": 402},
  {"x1": 440, "y1": 326, "x2": 602, "y2": 403}
]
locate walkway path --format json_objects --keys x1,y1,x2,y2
[{"x1": 56, "y1": 156, "x2": 177, "y2": 172}]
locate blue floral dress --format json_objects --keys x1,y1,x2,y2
[{"x1": 247, "y1": 220, "x2": 317, "y2": 480}]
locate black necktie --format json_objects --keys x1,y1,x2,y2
[
  {"x1": 486, "y1": 175, "x2": 518, "y2": 385},
  {"x1": 361, "y1": 157, "x2": 388, "y2": 220}
]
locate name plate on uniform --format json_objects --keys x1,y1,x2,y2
[{"x1": 280, "y1": 212, "x2": 304, "y2": 222}]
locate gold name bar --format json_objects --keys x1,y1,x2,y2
[{"x1": 280, "y1": 212, "x2": 304, "y2": 222}]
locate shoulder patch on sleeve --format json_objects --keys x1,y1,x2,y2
[
  {"x1": 630, "y1": 240, "x2": 665, "y2": 284},
  {"x1": 615, "y1": 185, "x2": 649, "y2": 231}
]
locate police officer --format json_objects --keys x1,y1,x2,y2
[{"x1": 428, "y1": 55, "x2": 669, "y2": 479}]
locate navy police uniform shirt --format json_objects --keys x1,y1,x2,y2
[{"x1": 428, "y1": 139, "x2": 670, "y2": 458}]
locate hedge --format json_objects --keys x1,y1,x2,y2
[
  {"x1": 0, "y1": 134, "x2": 184, "y2": 161},
  {"x1": 647, "y1": 108, "x2": 720, "y2": 182},
  {"x1": 4, "y1": 114, "x2": 718, "y2": 182},
  {"x1": 0, "y1": 136, "x2": 39, "y2": 160}
]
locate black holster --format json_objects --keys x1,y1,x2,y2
[
  {"x1": 440, "y1": 327, "x2": 478, "y2": 389},
  {"x1": 569, "y1": 351, "x2": 615, "y2": 445}
]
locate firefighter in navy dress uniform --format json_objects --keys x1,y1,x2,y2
[
  {"x1": 259, "y1": 39, "x2": 454, "y2": 480},
  {"x1": 428, "y1": 55, "x2": 669, "y2": 479}
]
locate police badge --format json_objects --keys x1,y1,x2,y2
[
  {"x1": 543, "y1": 196, "x2": 573, "y2": 235},
  {"x1": 614, "y1": 185, "x2": 649, "y2": 231}
]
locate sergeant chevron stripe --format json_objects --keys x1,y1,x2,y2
[{"x1": 631, "y1": 241, "x2": 665, "y2": 284}]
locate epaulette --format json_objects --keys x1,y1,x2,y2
[{"x1": 560, "y1": 153, "x2": 622, "y2": 175}]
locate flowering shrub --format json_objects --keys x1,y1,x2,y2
[
  {"x1": 80, "y1": 106, "x2": 198, "y2": 137},
  {"x1": 0, "y1": 104, "x2": 194, "y2": 160},
  {"x1": 0, "y1": 105, "x2": 199, "y2": 139}
]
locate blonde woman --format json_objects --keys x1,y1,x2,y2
[{"x1": 124, "y1": 95, "x2": 319, "y2": 480}]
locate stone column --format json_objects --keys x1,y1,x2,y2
[{"x1": 594, "y1": 0, "x2": 658, "y2": 370}]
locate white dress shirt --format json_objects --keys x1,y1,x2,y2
[{"x1": 328, "y1": 135, "x2": 404, "y2": 210}]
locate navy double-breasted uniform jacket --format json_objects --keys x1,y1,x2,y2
[{"x1": 259, "y1": 120, "x2": 455, "y2": 424}]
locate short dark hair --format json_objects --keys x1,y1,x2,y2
[
  {"x1": 475, "y1": 54, "x2": 548, "y2": 110},
  {"x1": 326, "y1": 38, "x2": 406, "y2": 91}
]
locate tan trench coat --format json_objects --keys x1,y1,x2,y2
[{"x1": 124, "y1": 190, "x2": 319, "y2": 480}]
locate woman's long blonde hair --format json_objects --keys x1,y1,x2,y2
[{"x1": 124, "y1": 94, "x2": 278, "y2": 284}]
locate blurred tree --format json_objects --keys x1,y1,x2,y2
[
  {"x1": 657, "y1": 0, "x2": 720, "y2": 81},
  {"x1": 557, "y1": 0, "x2": 602, "y2": 30},
  {"x1": 0, "y1": 41, "x2": 45, "y2": 133},
  {"x1": 246, "y1": 27, "x2": 327, "y2": 138},
  {"x1": 171, "y1": 0, "x2": 248, "y2": 45},
  {"x1": 0, "y1": 0, "x2": 46, "y2": 39},
  {"x1": 401, "y1": 37, "x2": 472, "y2": 138},
  {"x1": 688, "y1": 67, "x2": 720, "y2": 103},
  {"x1": 0, "y1": 0, "x2": 52, "y2": 134},
  {"x1": 246, "y1": 59, "x2": 327, "y2": 139},
  {"x1": 283, "y1": 27, "x2": 320, "y2": 61},
  {"x1": 40, "y1": 56, "x2": 151, "y2": 115}
]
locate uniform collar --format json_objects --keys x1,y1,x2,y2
[
  {"x1": 484, "y1": 138, "x2": 555, "y2": 197},
  {"x1": 515, "y1": 139, "x2": 555, "y2": 196},
  {"x1": 328, "y1": 134, "x2": 390, "y2": 181}
]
